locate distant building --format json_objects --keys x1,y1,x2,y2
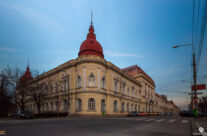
[
  {"x1": 17, "y1": 19, "x2": 179, "y2": 116},
  {"x1": 198, "y1": 97, "x2": 207, "y2": 113}
]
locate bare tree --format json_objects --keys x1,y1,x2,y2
[
  {"x1": 29, "y1": 81, "x2": 48, "y2": 113},
  {"x1": 0, "y1": 66, "x2": 22, "y2": 116}
]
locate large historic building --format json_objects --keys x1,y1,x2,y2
[{"x1": 17, "y1": 19, "x2": 180, "y2": 116}]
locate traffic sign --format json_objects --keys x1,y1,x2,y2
[
  {"x1": 192, "y1": 84, "x2": 206, "y2": 90},
  {"x1": 188, "y1": 92, "x2": 203, "y2": 95}
]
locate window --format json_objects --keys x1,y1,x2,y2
[
  {"x1": 101, "y1": 99, "x2": 106, "y2": 112},
  {"x1": 131, "y1": 104, "x2": 134, "y2": 111},
  {"x1": 77, "y1": 76, "x2": 81, "y2": 88},
  {"x1": 138, "y1": 105, "x2": 140, "y2": 112},
  {"x1": 101, "y1": 77, "x2": 105, "y2": 89},
  {"x1": 45, "y1": 103, "x2": 49, "y2": 111},
  {"x1": 88, "y1": 73, "x2": 95, "y2": 87},
  {"x1": 56, "y1": 83, "x2": 58, "y2": 92},
  {"x1": 121, "y1": 102, "x2": 125, "y2": 112},
  {"x1": 64, "y1": 79, "x2": 68, "y2": 91},
  {"x1": 122, "y1": 84, "x2": 125, "y2": 94},
  {"x1": 33, "y1": 104, "x2": 35, "y2": 112},
  {"x1": 114, "y1": 100, "x2": 118, "y2": 112},
  {"x1": 131, "y1": 87, "x2": 134, "y2": 96},
  {"x1": 114, "y1": 81, "x2": 118, "y2": 92},
  {"x1": 127, "y1": 88, "x2": 129, "y2": 96},
  {"x1": 63, "y1": 99, "x2": 68, "y2": 111},
  {"x1": 76, "y1": 99, "x2": 82, "y2": 111},
  {"x1": 50, "y1": 102, "x2": 53, "y2": 111},
  {"x1": 135, "y1": 104, "x2": 137, "y2": 111},
  {"x1": 50, "y1": 84, "x2": 53, "y2": 92},
  {"x1": 88, "y1": 98, "x2": 95, "y2": 110},
  {"x1": 56, "y1": 102, "x2": 59, "y2": 111},
  {"x1": 127, "y1": 103, "x2": 129, "y2": 112},
  {"x1": 135, "y1": 90, "x2": 137, "y2": 98}
]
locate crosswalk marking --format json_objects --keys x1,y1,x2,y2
[
  {"x1": 156, "y1": 119, "x2": 164, "y2": 122},
  {"x1": 181, "y1": 120, "x2": 188, "y2": 123},
  {"x1": 145, "y1": 119, "x2": 155, "y2": 122},
  {"x1": 136, "y1": 118, "x2": 145, "y2": 121},
  {"x1": 168, "y1": 119, "x2": 175, "y2": 123}
]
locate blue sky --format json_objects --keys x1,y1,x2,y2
[{"x1": 0, "y1": 0, "x2": 207, "y2": 109}]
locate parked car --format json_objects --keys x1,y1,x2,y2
[
  {"x1": 127, "y1": 111, "x2": 139, "y2": 117},
  {"x1": 15, "y1": 111, "x2": 34, "y2": 119},
  {"x1": 179, "y1": 110, "x2": 193, "y2": 117},
  {"x1": 137, "y1": 112, "x2": 147, "y2": 116},
  {"x1": 167, "y1": 112, "x2": 173, "y2": 115}
]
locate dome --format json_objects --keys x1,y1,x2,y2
[
  {"x1": 78, "y1": 22, "x2": 104, "y2": 58},
  {"x1": 19, "y1": 65, "x2": 33, "y2": 85}
]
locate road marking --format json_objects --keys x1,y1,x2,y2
[
  {"x1": 181, "y1": 120, "x2": 188, "y2": 123},
  {"x1": 145, "y1": 119, "x2": 155, "y2": 122},
  {"x1": 156, "y1": 119, "x2": 164, "y2": 122},
  {"x1": 136, "y1": 118, "x2": 145, "y2": 121},
  {"x1": 168, "y1": 119, "x2": 175, "y2": 123}
]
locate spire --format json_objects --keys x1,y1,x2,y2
[
  {"x1": 27, "y1": 57, "x2": 29, "y2": 69},
  {"x1": 91, "y1": 11, "x2": 93, "y2": 25},
  {"x1": 87, "y1": 12, "x2": 95, "y2": 39}
]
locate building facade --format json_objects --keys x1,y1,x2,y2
[{"x1": 17, "y1": 20, "x2": 180, "y2": 116}]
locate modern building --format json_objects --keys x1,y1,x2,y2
[{"x1": 17, "y1": 19, "x2": 180, "y2": 116}]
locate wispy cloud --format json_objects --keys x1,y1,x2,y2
[
  {"x1": 1, "y1": 1, "x2": 64, "y2": 32},
  {"x1": 104, "y1": 50, "x2": 143, "y2": 58},
  {"x1": 0, "y1": 47, "x2": 16, "y2": 52}
]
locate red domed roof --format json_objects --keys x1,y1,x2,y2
[
  {"x1": 78, "y1": 22, "x2": 104, "y2": 58},
  {"x1": 19, "y1": 65, "x2": 33, "y2": 85}
]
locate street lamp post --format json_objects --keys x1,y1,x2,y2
[{"x1": 172, "y1": 43, "x2": 198, "y2": 110}]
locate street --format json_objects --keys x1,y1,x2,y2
[{"x1": 0, "y1": 115, "x2": 191, "y2": 136}]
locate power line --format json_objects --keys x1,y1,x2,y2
[{"x1": 196, "y1": 0, "x2": 207, "y2": 73}]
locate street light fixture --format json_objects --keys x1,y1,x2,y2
[
  {"x1": 172, "y1": 44, "x2": 192, "y2": 48},
  {"x1": 172, "y1": 43, "x2": 198, "y2": 111}
]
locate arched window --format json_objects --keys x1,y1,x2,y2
[
  {"x1": 55, "y1": 82, "x2": 59, "y2": 93},
  {"x1": 56, "y1": 102, "x2": 59, "y2": 111},
  {"x1": 76, "y1": 99, "x2": 82, "y2": 111},
  {"x1": 135, "y1": 104, "x2": 137, "y2": 111},
  {"x1": 88, "y1": 73, "x2": 95, "y2": 87},
  {"x1": 121, "y1": 102, "x2": 125, "y2": 112},
  {"x1": 30, "y1": 104, "x2": 32, "y2": 112},
  {"x1": 131, "y1": 104, "x2": 134, "y2": 111},
  {"x1": 64, "y1": 79, "x2": 68, "y2": 91},
  {"x1": 101, "y1": 99, "x2": 106, "y2": 112},
  {"x1": 50, "y1": 102, "x2": 53, "y2": 111},
  {"x1": 63, "y1": 99, "x2": 68, "y2": 111},
  {"x1": 127, "y1": 88, "x2": 129, "y2": 96},
  {"x1": 114, "y1": 100, "x2": 118, "y2": 112},
  {"x1": 33, "y1": 104, "x2": 35, "y2": 112},
  {"x1": 77, "y1": 75, "x2": 81, "y2": 88},
  {"x1": 88, "y1": 98, "x2": 95, "y2": 110},
  {"x1": 101, "y1": 77, "x2": 105, "y2": 89},
  {"x1": 127, "y1": 103, "x2": 129, "y2": 112},
  {"x1": 42, "y1": 103, "x2": 44, "y2": 112},
  {"x1": 122, "y1": 84, "x2": 125, "y2": 94},
  {"x1": 138, "y1": 105, "x2": 140, "y2": 112},
  {"x1": 114, "y1": 81, "x2": 118, "y2": 92},
  {"x1": 45, "y1": 103, "x2": 49, "y2": 111}
]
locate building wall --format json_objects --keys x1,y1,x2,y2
[{"x1": 21, "y1": 55, "x2": 180, "y2": 116}]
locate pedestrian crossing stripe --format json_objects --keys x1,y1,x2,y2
[
  {"x1": 156, "y1": 119, "x2": 164, "y2": 122},
  {"x1": 181, "y1": 120, "x2": 188, "y2": 123},
  {"x1": 168, "y1": 120, "x2": 175, "y2": 123},
  {"x1": 146, "y1": 119, "x2": 155, "y2": 121}
]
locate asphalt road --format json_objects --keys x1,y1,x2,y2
[{"x1": 0, "y1": 115, "x2": 191, "y2": 136}]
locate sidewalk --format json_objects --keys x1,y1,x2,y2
[{"x1": 192, "y1": 117, "x2": 207, "y2": 136}]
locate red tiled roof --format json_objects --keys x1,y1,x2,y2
[{"x1": 122, "y1": 65, "x2": 154, "y2": 85}]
